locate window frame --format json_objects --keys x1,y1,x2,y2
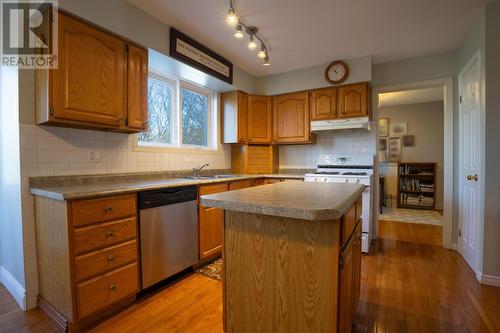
[{"x1": 135, "y1": 70, "x2": 218, "y2": 153}]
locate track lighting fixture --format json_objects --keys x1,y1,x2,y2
[
  {"x1": 257, "y1": 44, "x2": 266, "y2": 58},
  {"x1": 225, "y1": 0, "x2": 270, "y2": 66},
  {"x1": 248, "y1": 35, "x2": 257, "y2": 50},
  {"x1": 226, "y1": 5, "x2": 237, "y2": 26},
  {"x1": 234, "y1": 24, "x2": 244, "y2": 39},
  {"x1": 263, "y1": 55, "x2": 270, "y2": 66}
]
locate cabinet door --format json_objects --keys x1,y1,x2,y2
[
  {"x1": 338, "y1": 238, "x2": 354, "y2": 333},
  {"x1": 310, "y1": 88, "x2": 337, "y2": 120},
  {"x1": 338, "y1": 83, "x2": 368, "y2": 119},
  {"x1": 52, "y1": 13, "x2": 126, "y2": 126},
  {"x1": 237, "y1": 92, "x2": 248, "y2": 143},
  {"x1": 127, "y1": 44, "x2": 148, "y2": 131},
  {"x1": 247, "y1": 96, "x2": 272, "y2": 143},
  {"x1": 273, "y1": 92, "x2": 310, "y2": 143},
  {"x1": 199, "y1": 206, "x2": 224, "y2": 260}
]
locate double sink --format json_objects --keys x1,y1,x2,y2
[{"x1": 182, "y1": 174, "x2": 243, "y2": 180}]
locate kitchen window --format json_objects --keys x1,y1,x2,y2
[{"x1": 136, "y1": 71, "x2": 216, "y2": 151}]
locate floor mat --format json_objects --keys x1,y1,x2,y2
[
  {"x1": 379, "y1": 207, "x2": 443, "y2": 225},
  {"x1": 195, "y1": 258, "x2": 222, "y2": 281}
]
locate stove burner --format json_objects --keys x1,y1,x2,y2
[
  {"x1": 342, "y1": 172, "x2": 368, "y2": 176},
  {"x1": 314, "y1": 171, "x2": 341, "y2": 175}
]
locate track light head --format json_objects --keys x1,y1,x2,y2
[{"x1": 226, "y1": 6, "x2": 237, "y2": 26}]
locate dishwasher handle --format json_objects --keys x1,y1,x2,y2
[{"x1": 138, "y1": 186, "x2": 197, "y2": 209}]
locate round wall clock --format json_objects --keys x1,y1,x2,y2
[{"x1": 325, "y1": 60, "x2": 349, "y2": 85}]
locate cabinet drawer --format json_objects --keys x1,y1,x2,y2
[
  {"x1": 342, "y1": 205, "x2": 357, "y2": 247},
  {"x1": 72, "y1": 194, "x2": 136, "y2": 227},
  {"x1": 74, "y1": 218, "x2": 137, "y2": 255},
  {"x1": 77, "y1": 262, "x2": 138, "y2": 319},
  {"x1": 229, "y1": 179, "x2": 255, "y2": 190},
  {"x1": 75, "y1": 240, "x2": 138, "y2": 282},
  {"x1": 199, "y1": 183, "x2": 228, "y2": 196}
]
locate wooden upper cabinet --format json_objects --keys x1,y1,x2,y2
[
  {"x1": 36, "y1": 11, "x2": 148, "y2": 133},
  {"x1": 338, "y1": 83, "x2": 369, "y2": 119},
  {"x1": 126, "y1": 44, "x2": 148, "y2": 130},
  {"x1": 272, "y1": 92, "x2": 311, "y2": 144},
  {"x1": 247, "y1": 95, "x2": 272, "y2": 144},
  {"x1": 221, "y1": 91, "x2": 248, "y2": 144},
  {"x1": 310, "y1": 88, "x2": 337, "y2": 121},
  {"x1": 52, "y1": 13, "x2": 126, "y2": 127}
]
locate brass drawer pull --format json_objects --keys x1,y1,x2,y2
[
  {"x1": 106, "y1": 230, "x2": 114, "y2": 237},
  {"x1": 105, "y1": 206, "x2": 113, "y2": 212},
  {"x1": 109, "y1": 284, "x2": 116, "y2": 290},
  {"x1": 107, "y1": 255, "x2": 115, "y2": 262}
]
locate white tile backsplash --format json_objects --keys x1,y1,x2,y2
[
  {"x1": 279, "y1": 130, "x2": 376, "y2": 169},
  {"x1": 19, "y1": 124, "x2": 231, "y2": 177}
]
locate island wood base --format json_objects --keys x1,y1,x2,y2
[{"x1": 222, "y1": 202, "x2": 362, "y2": 333}]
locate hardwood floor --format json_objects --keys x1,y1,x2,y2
[
  {"x1": 1, "y1": 220, "x2": 499, "y2": 333},
  {"x1": 357, "y1": 220, "x2": 500, "y2": 333}
]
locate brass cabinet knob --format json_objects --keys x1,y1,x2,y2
[
  {"x1": 105, "y1": 206, "x2": 113, "y2": 212},
  {"x1": 109, "y1": 284, "x2": 116, "y2": 290},
  {"x1": 107, "y1": 255, "x2": 115, "y2": 262},
  {"x1": 106, "y1": 230, "x2": 114, "y2": 237},
  {"x1": 467, "y1": 174, "x2": 479, "y2": 181}
]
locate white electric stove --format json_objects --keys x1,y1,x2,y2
[{"x1": 305, "y1": 155, "x2": 374, "y2": 253}]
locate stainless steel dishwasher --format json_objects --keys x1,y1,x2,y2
[{"x1": 138, "y1": 186, "x2": 198, "y2": 289}]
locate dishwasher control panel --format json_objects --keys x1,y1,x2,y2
[{"x1": 138, "y1": 186, "x2": 197, "y2": 209}]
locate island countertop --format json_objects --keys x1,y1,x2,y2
[{"x1": 200, "y1": 181, "x2": 365, "y2": 220}]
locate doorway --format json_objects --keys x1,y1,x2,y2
[{"x1": 372, "y1": 78, "x2": 454, "y2": 249}]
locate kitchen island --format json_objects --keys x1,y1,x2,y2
[{"x1": 200, "y1": 181, "x2": 365, "y2": 333}]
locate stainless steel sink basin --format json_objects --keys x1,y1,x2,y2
[{"x1": 182, "y1": 174, "x2": 242, "y2": 180}]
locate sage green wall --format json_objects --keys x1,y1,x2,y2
[
  {"x1": 255, "y1": 56, "x2": 372, "y2": 95},
  {"x1": 483, "y1": 1, "x2": 500, "y2": 278}
]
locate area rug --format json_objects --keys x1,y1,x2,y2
[
  {"x1": 379, "y1": 207, "x2": 443, "y2": 225},
  {"x1": 195, "y1": 258, "x2": 222, "y2": 281}
]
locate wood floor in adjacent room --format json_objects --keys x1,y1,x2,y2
[{"x1": 1, "y1": 220, "x2": 499, "y2": 333}]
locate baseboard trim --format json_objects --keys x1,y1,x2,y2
[
  {"x1": 38, "y1": 296, "x2": 69, "y2": 332},
  {"x1": 479, "y1": 274, "x2": 500, "y2": 287},
  {"x1": 451, "y1": 242, "x2": 458, "y2": 251},
  {"x1": 0, "y1": 266, "x2": 26, "y2": 310}
]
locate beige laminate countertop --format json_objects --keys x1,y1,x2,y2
[
  {"x1": 29, "y1": 174, "x2": 305, "y2": 201},
  {"x1": 200, "y1": 181, "x2": 365, "y2": 220}
]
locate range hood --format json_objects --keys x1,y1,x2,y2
[{"x1": 311, "y1": 117, "x2": 370, "y2": 132}]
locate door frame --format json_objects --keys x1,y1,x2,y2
[
  {"x1": 457, "y1": 50, "x2": 485, "y2": 278},
  {"x1": 372, "y1": 78, "x2": 454, "y2": 249}
]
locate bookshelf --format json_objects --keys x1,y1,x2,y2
[{"x1": 397, "y1": 162, "x2": 436, "y2": 210}]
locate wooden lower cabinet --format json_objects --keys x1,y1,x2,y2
[
  {"x1": 199, "y1": 205, "x2": 225, "y2": 260},
  {"x1": 338, "y1": 220, "x2": 362, "y2": 333},
  {"x1": 198, "y1": 183, "x2": 229, "y2": 260},
  {"x1": 34, "y1": 194, "x2": 139, "y2": 332}
]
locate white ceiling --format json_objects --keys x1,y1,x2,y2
[
  {"x1": 129, "y1": 0, "x2": 492, "y2": 77},
  {"x1": 379, "y1": 87, "x2": 444, "y2": 108}
]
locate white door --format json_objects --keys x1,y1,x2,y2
[{"x1": 458, "y1": 52, "x2": 482, "y2": 272}]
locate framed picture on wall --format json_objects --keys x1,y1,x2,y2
[
  {"x1": 388, "y1": 137, "x2": 402, "y2": 161},
  {"x1": 390, "y1": 122, "x2": 407, "y2": 136},
  {"x1": 403, "y1": 135, "x2": 415, "y2": 147},
  {"x1": 379, "y1": 118, "x2": 389, "y2": 137},
  {"x1": 379, "y1": 138, "x2": 388, "y2": 162}
]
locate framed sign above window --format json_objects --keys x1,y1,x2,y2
[{"x1": 170, "y1": 28, "x2": 233, "y2": 84}]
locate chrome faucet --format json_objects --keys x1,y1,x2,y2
[{"x1": 192, "y1": 163, "x2": 209, "y2": 177}]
